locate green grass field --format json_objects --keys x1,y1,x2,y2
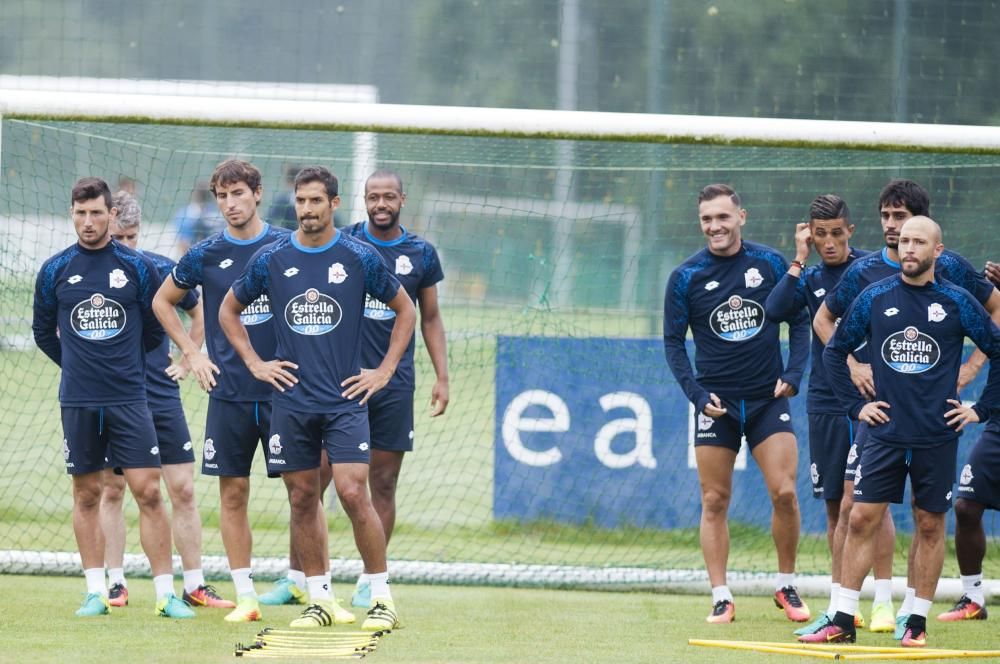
[{"x1": 4, "y1": 575, "x2": 1000, "y2": 664}]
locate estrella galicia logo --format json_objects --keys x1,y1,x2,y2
[
  {"x1": 241, "y1": 293, "x2": 273, "y2": 326},
  {"x1": 363, "y1": 293, "x2": 395, "y2": 321},
  {"x1": 71, "y1": 293, "x2": 126, "y2": 340},
  {"x1": 285, "y1": 288, "x2": 342, "y2": 335},
  {"x1": 709, "y1": 295, "x2": 765, "y2": 342},
  {"x1": 881, "y1": 326, "x2": 940, "y2": 374}
]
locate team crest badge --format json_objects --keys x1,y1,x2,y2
[
  {"x1": 109, "y1": 269, "x2": 128, "y2": 288},
  {"x1": 744, "y1": 268, "x2": 763, "y2": 288},
  {"x1": 395, "y1": 255, "x2": 413, "y2": 275}
]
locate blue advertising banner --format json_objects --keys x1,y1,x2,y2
[{"x1": 494, "y1": 336, "x2": 991, "y2": 535}]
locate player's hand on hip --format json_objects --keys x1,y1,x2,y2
[
  {"x1": 165, "y1": 359, "x2": 189, "y2": 382},
  {"x1": 703, "y1": 393, "x2": 727, "y2": 418},
  {"x1": 185, "y1": 351, "x2": 221, "y2": 392},
  {"x1": 945, "y1": 398, "x2": 980, "y2": 431},
  {"x1": 858, "y1": 401, "x2": 891, "y2": 426},
  {"x1": 249, "y1": 359, "x2": 298, "y2": 392},
  {"x1": 848, "y1": 359, "x2": 876, "y2": 399},
  {"x1": 430, "y1": 378, "x2": 450, "y2": 417},
  {"x1": 342, "y1": 367, "x2": 391, "y2": 405},
  {"x1": 774, "y1": 378, "x2": 796, "y2": 398}
]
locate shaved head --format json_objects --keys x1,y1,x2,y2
[
  {"x1": 898, "y1": 215, "x2": 944, "y2": 283},
  {"x1": 901, "y1": 215, "x2": 942, "y2": 244}
]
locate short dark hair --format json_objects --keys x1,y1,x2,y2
[
  {"x1": 365, "y1": 169, "x2": 404, "y2": 193},
  {"x1": 698, "y1": 183, "x2": 741, "y2": 207},
  {"x1": 210, "y1": 159, "x2": 262, "y2": 196},
  {"x1": 71, "y1": 177, "x2": 113, "y2": 210},
  {"x1": 878, "y1": 179, "x2": 930, "y2": 216},
  {"x1": 294, "y1": 166, "x2": 339, "y2": 198},
  {"x1": 809, "y1": 194, "x2": 850, "y2": 222}
]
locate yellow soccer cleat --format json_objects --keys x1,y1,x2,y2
[
  {"x1": 223, "y1": 593, "x2": 262, "y2": 623},
  {"x1": 869, "y1": 600, "x2": 896, "y2": 632},
  {"x1": 362, "y1": 598, "x2": 400, "y2": 631},
  {"x1": 288, "y1": 598, "x2": 355, "y2": 628}
]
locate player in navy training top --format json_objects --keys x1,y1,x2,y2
[
  {"x1": 663, "y1": 184, "x2": 811, "y2": 625},
  {"x1": 220, "y1": 166, "x2": 415, "y2": 631},
  {"x1": 153, "y1": 160, "x2": 289, "y2": 622},
  {"x1": 938, "y1": 259, "x2": 1000, "y2": 624},
  {"x1": 32, "y1": 177, "x2": 191, "y2": 618},
  {"x1": 762, "y1": 194, "x2": 897, "y2": 634},
  {"x1": 811, "y1": 180, "x2": 1000, "y2": 635},
  {"x1": 811, "y1": 217, "x2": 1000, "y2": 648},
  {"x1": 97, "y1": 190, "x2": 234, "y2": 610},
  {"x1": 342, "y1": 169, "x2": 449, "y2": 608}
]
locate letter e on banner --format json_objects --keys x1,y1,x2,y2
[{"x1": 501, "y1": 390, "x2": 567, "y2": 467}]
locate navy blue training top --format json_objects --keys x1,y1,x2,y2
[
  {"x1": 33, "y1": 240, "x2": 164, "y2": 406},
  {"x1": 824, "y1": 275, "x2": 1000, "y2": 448},
  {"x1": 232, "y1": 231, "x2": 402, "y2": 413},
  {"x1": 663, "y1": 240, "x2": 810, "y2": 414}
]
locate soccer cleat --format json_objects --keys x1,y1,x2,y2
[
  {"x1": 894, "y1": 614, "x2": 909, "y2": 640},
  {"x1": 352, "y1": 581, "x2": 371, "y2": 608},
  {"x1": 854, "y1": 609, "x2": 866, "y2": 628},
  {"x1": 183, "y1": 584, "x2": 236, "y2": 608},
  {"x1": 108, "y1": 582, "x2": 128, "y2": 607},
  {"x1": 774, "y1": 586, "x2": 811, "y2": 622},
  {"x1": 155, "y1": 593, "x2": 195, "y2": 619},
  {"x1": 706, "y1": 599, "x2": 735, "y2": 624},
  {"x1": 75, "y1": 592, "x2": 110, "y2": 617},
  {"x1": 900, "y1": 626, "x2": 927, "y2": 648},
  {"x1": 224, "y1": 593, "x2": 262, "y2": 623},
  {"x1": 937, "y1": 595, "x2": 988, "y2": 622},
  {"x1": 869, "y1": 600, "x2": 895, "y2": 632},
  {"x1": 794, "y1": 614, "x2": 832, "y2": 636},
  {"x1": 258, "y1": 577, "x2": 306, "y2": 606},
  {"x1": 362, "y1": 599, "x2": 400, "y2": 631},
  {"x1": 797, "y1": 623, "x2": 856, "y2": 643}
]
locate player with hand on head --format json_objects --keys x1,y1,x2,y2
[
  {"x1": 664, "y1": 184, "x2": 810, "y2": 624},
  {"x1": 343, "y1": 170, "x2": 448, "y2": 607},
  {"x1": 97, "y1": 190, "x2": 232, "y2": 610},
  {"x1": 808, "y1": 216, "x2": 1000, "y2": 648},
  {"x1": 219, "y1": 166, "x2": 416, "y2": 631},
  {"x1": 32, "y1": 177, "x2": 193, "y2": 619}
]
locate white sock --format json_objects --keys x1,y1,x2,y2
[
  {"x1": 776, "y1": 572, "x2": 796, "y2": 591},
  {"x1": 153, "y1": 574, "x2": 175, "y2": 600},
  {"x1": 288, "y1": 569, "x2": 307, "y2": 590},
  {"x1": 962, "y1": 573, "x2": 986, "y2": 606},
  {"x1": 356, "y1": 572, "x2": 371, "y2": 588},
  {"x1": 84, "y1": 567, "x2": 107, "y2": 596},
  {"x1": 837, "y1": 586, "x2": 861, "y2": 617},
  {"x1": 911, "y1": 597, "x2": 932, "y2": 619},
  {"x1": 307, "y1": 574, "x2": 331, "y2": 601},
  {"x1": 873, "y1": 578, "x2": 892, "y2": 604},
  {"x1": 899, "y1": 587, "x2": 916, "y2": 617},
  {"x1": 711, "y1": 585, "x2": 733, "y2": 604},
  {"x1": 370, "y1": 572, "x2": 391, "y2": 600},
  {"x1": 107, "y1": 567, "x2": 126, "y2": 588},
  {"x1": 827, "y1": 583, "x2": 841, "y2": 617},
  {"x1": 231, "y1": 568, "x2": 255, "y2": 597},
  {"x1": 183, "y1": 568, "x2": 205, "y2": 594}
]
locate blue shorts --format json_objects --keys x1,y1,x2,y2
[
  {"x1": 853, "y1": 439, "x2": 957, "y2": 513},
  {"x1": 267, "y1": 403, "x2": 371, "y2": 474},
  {"x1": 62, "y1": 403, "x2": 160, "y2": 475},
  {"x1": 693, "y1": 396, "x2": 795, "y2": 453},
  {"x1": 808, "y1": 413, "x2": 856, "y2": 501},
  {"x1": 106, "y1": 405, "x2": 195, "y2": 471},
  {"x1": 367, "y1": 389, "x2": 414, "y2": 452},
  {"x1": 202, "y1": 399, "x2": 271, "y2": 477},
  {"x1": 956, "y1": 427, "x2": 1000, "y2": 510}
]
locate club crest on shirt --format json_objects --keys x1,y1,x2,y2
[
  {"x1": 285, "y1": 288, "x2": 342, "y2": 335},
  {"x1": 71, "y1": 293, "x2": 126, "y2": 340},
  {"x1": 928, "y1": 303, "x2": 947, "y2": 323},
  {"x1": 881, "y1": 326, "x2": 940, "y2": 374},
  {"x1": 709, "y1": 295, "x2": 765, "y2": 342},
  {"x1": 241, "y1": 294, "x2": 273, "y2": 325},
  {"x1": 744, "y1": 268, "x2": 764, "y2": 288},
  {"x1": 109, "y1": 268, "x2": 128, "y2": 289},
  {"x1": 395, "y1": 255, "x2": 413, "y2": 275},
  {"x1": 328, "y1": 262, "x2": 347, "y2": 284}
]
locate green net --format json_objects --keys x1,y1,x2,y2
[{"x1": 3, "y1": 118, "x2": 1000, "y2": 588}]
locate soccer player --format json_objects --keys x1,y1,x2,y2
[
  {"x1": 764, "y1": 195, "x2": 898, "y2": 634},
  {"x1": 343, "y1": 170, "x2": 448, "y2": 607},
  {"x1": 153, "y1": 159, "x2": 290, "y2": 622},
  {"x1": 32, "y1": 177, "x2": 193, "y2": 618},
  {"x1": 97, "y1": 190, "x2": 233, "y2": 610},
  {"x1": 937, "y1": 260, "x2": 1000, "y2": 623},
  {"x1": 663, "y1": 184, "x2": 811, "y2": 624},
  {"x1": 219, "y1": 166, "x2": 416, "y2": 631},
  {"x1": 810, "y1": 216, "x2": 1000, "y2": 647},
  {"x1": 813, "y1": 179, "x2": 1000, "y2": 636}
]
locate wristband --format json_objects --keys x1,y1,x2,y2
[{"x1": 789, "y1": 259, "x2": 805, "y2": 270}]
